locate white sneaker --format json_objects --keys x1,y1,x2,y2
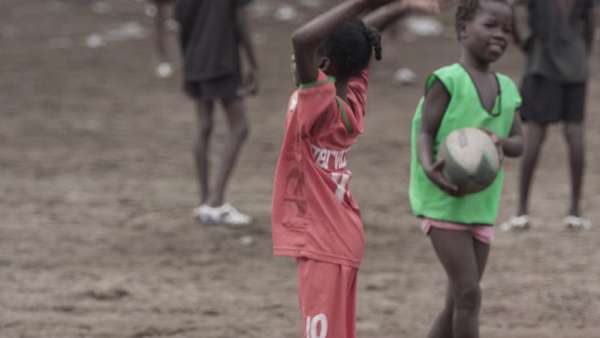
[
  {"x1": 564, "y1": 215, "x2": 592, "y2": 230},
  {"x1": 499, "y1": 215, "x2": 530, "y2": 232},
  {"x1": 219, "y1": 203, "x2": 252, "y2": 225},
  {"x1": 156, "y1": 62, "x2": 173, "y2": 78},
  {"x1": 193, "y1": 205, "x2": 220, "y2": 225},
  {"x1": 193, "y1": 203, "x2": 252, "y2": 226}
]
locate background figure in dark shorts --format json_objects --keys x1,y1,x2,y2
[
  {"x1": 502, "y1": 0, "x2": 595, "y2": 231},
  {"x1": 175, "y1": 0, "x2": 259, "y2": 225}
]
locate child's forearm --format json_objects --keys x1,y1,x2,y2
[
  {"x1": 363, "y1": 2, "x2": 412, "y2": 31},
  {"x1": 292, "y1": 0, "x2": 378, "y2": 83},
  {"x1": 417, "y1": 133, "x2": 436, "y2": 169},
  {"x1": 292, "y1": 0, "x2": 371, "y2": 50}
]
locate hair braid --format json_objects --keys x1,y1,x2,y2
[
  {"x1": 319, "y1": 19, "x2": 384, "y2": 78},
  {"x1": 366, "y1": 27, "x2": 382, "y2": 61}
]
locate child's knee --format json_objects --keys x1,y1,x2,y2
[
  {"x1": 232, "y1": 121, "x2": 250, "y2": 141},
  {"x1": 452, "y1": 282, "x2": 481, "y2": 312},
  {"x1": 197, "y1": 122, "x2": 214, "y2": 143},
  {"x1": 563, "y1": 123, "x2": 584, "y2": 145}
]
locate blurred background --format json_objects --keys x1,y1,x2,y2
[{"x1": 1, "y1": 1, "x2": 600, "y2": 337}]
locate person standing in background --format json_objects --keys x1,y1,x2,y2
[
  {"x1": 502, "y1": 0, "x2": 595, "y2": 231},
  {"x1": 175, "y1": 0, "x2": 259, "y2": 225}
]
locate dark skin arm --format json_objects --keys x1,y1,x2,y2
[
  {"x1": 584, "y1": 0, "x2": 595, "y2": 55},
  {"x1": 293, "y1": 0, "x2": 441, "y2": 84},
  {"x1": 511, "y1": 0, "x2": 528, "y2": 51},
  {"x1": 235, "y1": 5, "x2": 259, "y2": 95},
  {"x1": 363, "y1": 0, "x2": 440, "y2": 31},
  {"x1": 495, "y1": 111, "x2": 523, "y2": 158},
  {"x1": 292, "y1": 0, "x2": 370, "y2": 85},
  {"x1": 418, "y1": 80, "x2": 460, "y2": 195},
  {"x1": 292, "y1": 0, "x2": 404, "y2": 85}
]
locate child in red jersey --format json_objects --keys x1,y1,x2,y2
[{"x1": 272, "y1": 1, "x2": 439, "y2": 337}]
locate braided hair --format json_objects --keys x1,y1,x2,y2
[
  {"x1": 318, "y1": 19, "x2": 382, "y2": 79},
  {"x1": 455, "y1": 0, "x2": 511, "y2": 39}
]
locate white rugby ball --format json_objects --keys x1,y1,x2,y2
[{"x1": 439, "y1": 128, "x2": 501, "y2": 194}]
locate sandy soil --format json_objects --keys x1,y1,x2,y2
[{"x1": 1, "y1": 1, "x2": 600, "y2": 337}]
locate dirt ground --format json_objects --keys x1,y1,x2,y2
[{"x1": 1, "y1": 1, "x2": 600, "y2": 337}]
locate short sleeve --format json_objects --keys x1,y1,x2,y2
[
  {"x1": 497, "y1": 74, "x2": 522, "y2": 113},
  {"x1": 505, "y1": 76, "x2": 522, "y2": 111},
  {"x1": 347, "y1": 70, "x2": 369, "y2": 108},
  {"x1": 515, "y1": 87, "x2": 522, "y2": 111},
  {"x1": 296, "y1": 70, "x2": 337, "y2": 135}
]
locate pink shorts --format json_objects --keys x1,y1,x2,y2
[
  {"x1": 297, "y1": 258, "x2": 357, "y2": 338},
  {"x1": 421, "y1": 218, "x2": 494, "y2": 244}
]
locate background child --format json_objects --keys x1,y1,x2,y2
[
  {"x1": 272, "y1": 1, "x2": 439, "y2": 337},
  {"x1": 175, "y1": 0, "x2": 259, "y2": 225},
  {"x1": 409, "y1": 0, "x2": 523, "y2": 337},
  {"x1": 503, "y1": 0, "x2": 595, "y2": 231}
]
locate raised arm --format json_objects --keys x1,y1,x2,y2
[
  {"x1": 292, "y1": 0, "x2": 372, "y2": 84},
  {"x1": 363, "y1": 0, "x2": 440, "y2": 32},
  {"x1": 292, "y1": 0, "x2": 399, "y2": 84}
]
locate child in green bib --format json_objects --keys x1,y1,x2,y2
[{"x1": 409, "y1": 1, "x2": 524, "y2": 337}]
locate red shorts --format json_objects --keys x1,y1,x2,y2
[{"x1": 297, "y1": 258, "x2": 358, "y2": 338}]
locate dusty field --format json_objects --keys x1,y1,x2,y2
[{"x1": 1, "y1": 1, "x2": 600, "y2": 337}]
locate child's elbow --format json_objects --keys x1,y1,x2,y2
[
  {"x1": 291, "y1": 29, "x2": 309, "y2": 48},
  {"x1": 292, "y1": 27, "x2": 318, "y2": 50},
  {"x1": 505, "y1": 139, "x2": 524, "y2": 158}
]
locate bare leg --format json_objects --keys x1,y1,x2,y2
[
  {"x1": 427, "y1": 282, "x2": 454, "y2": 338},
  {"x1": 206, "y1": 97, "x2": 249, "y2": 207},
  {"x1": 427, "y1": 238, "x2": 489, "y2": 338},
  {"x1": 428, "y1": 229, "x2": 489, "y2": 338},
  {"x1": 563, "y1": 122, "x2": 585, "y2": 216},
  {"x1": 194, "y1": 99, "x2": 215, "y2": 205},
  {"x1": 517, "y1": 122, "x2": 547, "y2": 216}
]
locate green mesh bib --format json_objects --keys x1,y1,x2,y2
[{"x1": 409, "y1": 64, "x2": 521, "y2": 225}]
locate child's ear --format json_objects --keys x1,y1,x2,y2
[
  {"x1": 458, "y1": 23, "x2": 468, "y2": 41},
  {"x1": 318, "y1": 57, "x2": 331, "y2": 72}
]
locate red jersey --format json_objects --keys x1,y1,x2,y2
[{"x1": 272, "y1": 70, "x2": 368, "y2": 268}]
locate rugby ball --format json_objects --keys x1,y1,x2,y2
[{"x1": 439, "y1": 128, "x2": 501, "y2": 194}]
